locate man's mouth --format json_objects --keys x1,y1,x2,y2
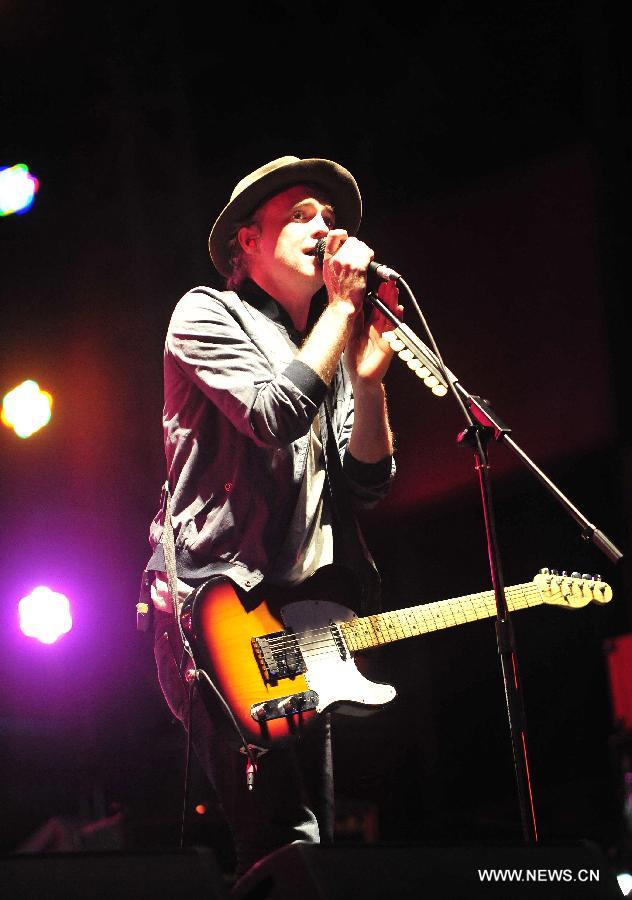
[{"x1": 304, "y1": 246, "x2": 323, "y2": 267}]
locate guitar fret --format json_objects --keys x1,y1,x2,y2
[
  {"x1": 400, "y1": 609, "x2": 421, "y2": 637},
  {"x1": 459, "y1": 598, "x2": 482, "y2": 622},
  {"x1": 343, "y1": 616, "x2": 380, "y2": 651},
  {"x1": 402, "y1": 609, "x2": 418, "y2": 631},
  {"x1": 381, "y1": 612, "x2": 406, "y2": 641},
  {"x1": 368, "y1": 616, "x2": 385, "y2": 644},
  {"x1": 343, "y1": 625, "x2": 357, "y2": 652},
  {"x1": 425, "y1": 605, "x2": 449, "y2": 630},
  {"x1": 354, "y1": 618, "x2": 374, "y2": 650}
]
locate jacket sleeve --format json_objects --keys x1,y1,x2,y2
[
  {"x1": 166, "y1": 290, "x2": 327, "y2": 448},
  {"x1": 343, "y1": 449, "x2": 395, "y2": 509}
]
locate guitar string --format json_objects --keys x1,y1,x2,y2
[
  {"x1": 262, "y1": 585, "x2": 544, "y2": 651},
  {"x1": 257, "y1": 583, "x2": 591, "y2": 654},
  {"x1": 260, "y1": 595, "x2": 545, "y2": 664},
  {"x1": 260, "y1": 588, "x2": 543, "y2": 652},
  {"x1": 259, "y1": 582, "x2": 605, "y2": 655},
  {"x1": 258, "y1": 589, "x2": 599, "y2": 665}
]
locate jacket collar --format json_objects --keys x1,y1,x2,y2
[{"x1": 240, "y1": 279, "x2": 325, "y2": 341}]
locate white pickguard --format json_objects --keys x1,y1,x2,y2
[{"x1": 280, "y1": 600, "x2": 397, "y2": 715}]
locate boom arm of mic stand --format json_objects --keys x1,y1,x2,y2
[
  {"x1": 367, "y1": 292, "x2": 624, "y2": 564},
  {"x1": 460, "y1": 396, "x2": 623, "y2": 563}
]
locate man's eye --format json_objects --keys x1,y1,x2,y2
[{"x1": 292, "y1": 210, "x2": 306, "y2": 221}]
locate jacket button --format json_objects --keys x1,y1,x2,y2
[{"x1": 224, "y1": 482, "x2": 233, "y2": 492}]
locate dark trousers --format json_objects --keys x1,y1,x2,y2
[{"x1": 153, "y1": 609, "x2": 334, "y2": 877}]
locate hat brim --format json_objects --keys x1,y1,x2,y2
[{"x1": 208, "y1": 158, "x2": 362, "y2": 277}]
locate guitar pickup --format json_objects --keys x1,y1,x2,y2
[
  {"x1": 251, "y1": 690, "x2": 319, "y2": 722},
  {"x1": 251, "y1": 630, "x2": 307, "y2": 685}
]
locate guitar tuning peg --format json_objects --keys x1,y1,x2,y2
[
  {"x1": 595, "y1": 574, "x2": 602, "y2": 583},
  {"x1": 539, "y1": 567, "x2": 550, "y2": 575},
  {"x1": 582, "y1": 573, "x2": 591, "y2": 580},
  {"x1": 571, "y1": 571, "x2": 581, "y2": 579},
  {"x1": 561, "y1": 570, "x2": 568, "y2": 577},
  {"x1": 550, "y1": 568, "x2": 559, "y2": 576}
]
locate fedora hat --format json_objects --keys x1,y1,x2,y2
[{"x1": 208, "y1": 156, "x2": 362, "y2": 276}]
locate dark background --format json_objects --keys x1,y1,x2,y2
[{"x1": 1, "y1": 0, "x2": 631, "y2": 874}]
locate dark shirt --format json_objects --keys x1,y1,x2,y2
[{"x1": 143, "y1": 280, "x2": 394, "y2": 610}]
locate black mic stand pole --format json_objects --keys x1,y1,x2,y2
[
  {"x1": 367, "y1": 288, "x2": 623, "y2": 844},
  {"x1": 458, "y1": 418, "x2": 538, "y2": 842}
]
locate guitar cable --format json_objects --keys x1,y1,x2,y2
[
  {"x1": 193, "y1": 667, "x2": 265, "y2": 789},
  {"x1": 169, "y1": 610, "x2": 263, "y2": 791},
  {"x1": 175, "y1": 583, "x2": 265, "y2": 786},
  {"x1": 181, "y1": 678, "x2": 195, "y2": 849}
]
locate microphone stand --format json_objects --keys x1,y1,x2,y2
[{"x1": 367, "y1": 288, "x2": 623, "y2": 844}]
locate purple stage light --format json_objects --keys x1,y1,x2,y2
[
  {"x1": 18, "y1": 586, "x2": 73, "y2": 645},
  {"x1": 0, "y1": 164, "x2": 39, "y2": 216}
]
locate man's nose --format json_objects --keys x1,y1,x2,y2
[{"x1": 310, "y1": 213, "x2": 330, "y2": 236}]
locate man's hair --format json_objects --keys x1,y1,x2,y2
[{"x1": 225, "y1": 211, "x2": 261, "y2": 291}]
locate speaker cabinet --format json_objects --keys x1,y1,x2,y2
[
  {"x1": 1, "y1": 848, "x2": 229, "y2": 899},
  {"x1": 231, "y1": 841, "x2": 622, "y2": 899}
]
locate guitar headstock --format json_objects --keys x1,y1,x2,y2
[{"x1": 534, "y1": 568, "x2": 613, "y2": 609}]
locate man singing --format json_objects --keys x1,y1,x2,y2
[{"x1": 142, "y1": 156, "x2": 401, "y2": 878}]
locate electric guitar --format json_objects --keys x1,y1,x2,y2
[{"x1": 181, "y1": 568, "x2": 612, "y2": 749}]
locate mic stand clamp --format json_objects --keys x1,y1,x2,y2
[{"x1": 458, "y1": 395, "x2": 512, "y2": 443}]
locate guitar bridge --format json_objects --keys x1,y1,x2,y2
[
  {"x1": 251, "y1": 690, "x2": 319, "y2": 722},
  {"x1": 252, "y1": 629, "x2": 307, "y2": 685}
]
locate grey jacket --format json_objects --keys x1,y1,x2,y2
[{"x1": 144, "y1": 281, "x2": 395, "y2": 600}]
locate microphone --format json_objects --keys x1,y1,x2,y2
[{"x1": 314, "y1": 238, "x2": 401, "y2": 282}]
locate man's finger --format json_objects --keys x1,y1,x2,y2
[
  {"x1": 325, "y1": 229, "x2": 348, "y2": 257},
  {"x1": 376, "y1": 279, "x2": 400, "y2": 310}
]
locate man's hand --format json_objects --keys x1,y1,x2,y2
[
  {"x1": 322, "y1": 230, "x2": 374, "y2": 319},
  {"x1": 344, "y1": 280, "x2": 403, "y2": 387},
  {"x1": 298, "y1": 232, "x2": 401, "y2": 392}
]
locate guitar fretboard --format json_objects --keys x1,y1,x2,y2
[{"x1": 340, "y1": 581, "x2": 544, "y2": 652}]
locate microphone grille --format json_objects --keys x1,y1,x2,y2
[{"x1": 314, "y1": 238, "x2": 327, "y2": 265}]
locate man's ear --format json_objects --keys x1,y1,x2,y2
[{"x1": 237, "y1": 223, "x2": 260, "y2": 256}]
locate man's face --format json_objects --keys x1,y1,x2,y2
[{"x1": 247, "y1": 184, "x2": 335, "y2": 292}]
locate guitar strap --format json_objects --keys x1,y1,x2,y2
[
  {"x1": 160, "y1": 481, "x2": 198, "y2": 665},
  {"x1": 319, "y1": 395, "x2": 380, "y2": 614},
  {"x1": 161, "y1": 480, "x2": 180, "y2": 622},
  {"x1": 136, "y1": 480, "x2": 180, "y2": 633}
]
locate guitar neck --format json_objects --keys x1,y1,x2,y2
[{"x1": 340, "y1": 581, "x2": 544, "y2": 652}]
